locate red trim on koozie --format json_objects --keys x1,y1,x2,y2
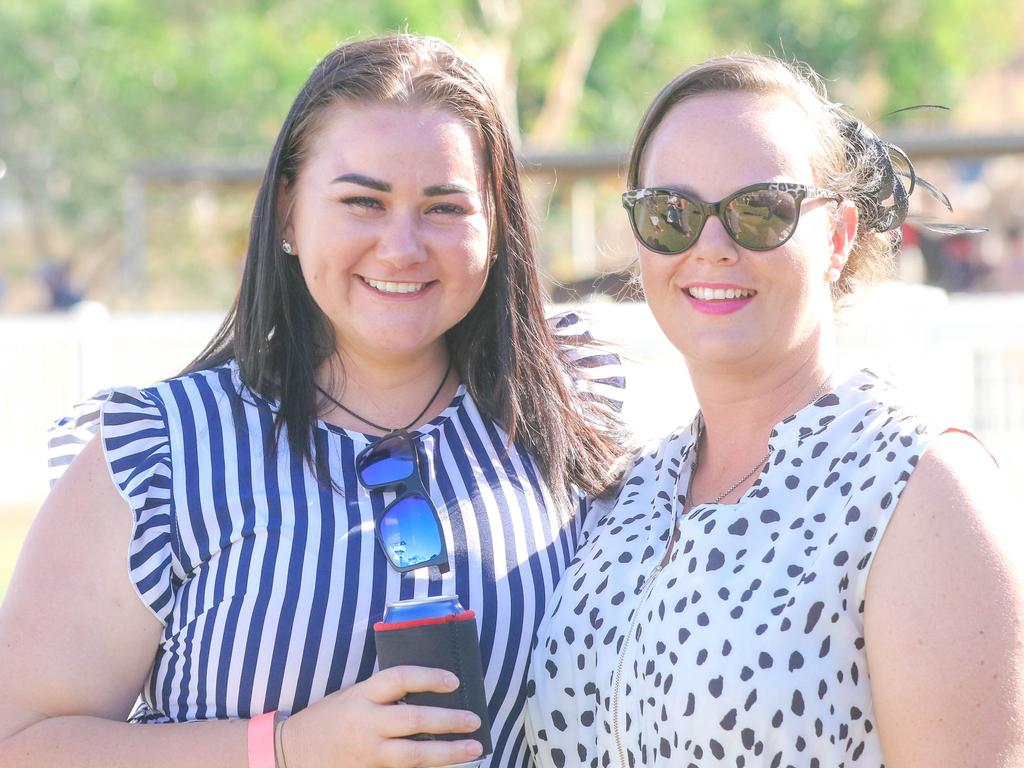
[{"x1": 374, "y1": 610, "x2": 476, "y2": 632}]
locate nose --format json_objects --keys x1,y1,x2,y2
[
  {"x1": 692, "y1": 215, "x2": 740, "y2": 264},
  {"x1": 377, "y1": 210, "x2": 427, "y2": 268}
]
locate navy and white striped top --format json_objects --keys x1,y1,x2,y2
[{"x1": 48, "y1": 313, "x2": 624, "y2": 768}]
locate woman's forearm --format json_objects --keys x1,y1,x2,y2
[{"x1": 0, "y1": 714, "x2": 249, "y2": 768}]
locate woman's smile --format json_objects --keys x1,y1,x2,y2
[
  {"x1": 359, "y1": 276, "x2": 437, "y2": 296},
  {"x1": 684, "y1": 282, "x2": 758, "y2": 314}
]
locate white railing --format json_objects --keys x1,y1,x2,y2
[{"x1": 2, "y1": 286, "x2": 1022, "y2": 507}]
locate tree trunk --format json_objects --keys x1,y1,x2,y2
[
  {"x1": 528, "y1": 0, "x2": 636, "y2": 148},
  {"x1": 465, "y1": 0, "x2": 524, "y2": 145}
]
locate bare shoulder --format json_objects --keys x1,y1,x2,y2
[
  {"x1": 902, "y1": 428, "x2": 1009, "y2": 515},
  {"x1": 0, "y1": 434, "x2": 163, "y2": 736},
  {"x1": 865, "y1": 430, "x2": 1024, "y2": 767},
  {"x1": 868, "y1": 429, "x2": 1020, "y2": 606}
]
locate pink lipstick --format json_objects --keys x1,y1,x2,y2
[{"x1": 684, "y1": 284, "x2": 756, "y2": 315}]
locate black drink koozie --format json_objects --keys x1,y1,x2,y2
[{"x1": 374, "y1": 610, "x2": 492, "y2": 754}]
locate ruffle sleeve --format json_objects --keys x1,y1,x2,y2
[
  {"x1": 48, "y1": 386, "x2": 178, "y2": 626},
  {"x1": 549, "y1": 310, "x2": 626, "y2": 414}
]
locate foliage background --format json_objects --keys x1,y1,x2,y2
[{"x1": 0, "y1": 0, "x2": 1021, "y2": 310}]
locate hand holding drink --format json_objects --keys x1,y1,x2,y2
[{"x1": 375, "y1": 595, "x2": 493, "y2": 765}]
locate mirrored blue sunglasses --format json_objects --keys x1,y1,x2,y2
[{"x1": 355, "y1": 430, "x2": 450, "y2": 574}]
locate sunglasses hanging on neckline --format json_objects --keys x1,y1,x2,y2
[{"x1": 355, "y1": 430, "x2": 450, "y2": 574}]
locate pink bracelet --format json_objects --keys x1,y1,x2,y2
[{"x1": 248, "y1": 710, "x2": 277, "y2": 768}]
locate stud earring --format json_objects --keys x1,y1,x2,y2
[
  {"x1": 827, "y1": 267, "x2": 842, "y2": 283},
  {"x1": 281, "y1": 240, "x2": 294, "y2": 255}
]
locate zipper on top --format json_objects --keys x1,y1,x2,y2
[
  {"x1": 612, "y1": 432, "x2": 696, "y2": 766},
  {"x1": 611, "y1": 558, "x2": 668, "y2": 767}
]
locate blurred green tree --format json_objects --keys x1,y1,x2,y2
[{"x1": 0, "y1": 0, "x2": 1017, "y2": 305}]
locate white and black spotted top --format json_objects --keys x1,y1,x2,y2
[{"x1": 526, "y1": 370, "x2": 937, "y2": 768}]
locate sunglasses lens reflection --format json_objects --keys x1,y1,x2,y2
[
  {"x1": 634, "y1": 194, "x2": 701, "y2": 254},
  {"x1": 725, "y1": 190, "x2": 799, "y2": 248},
  {"x1": 634, "y1": 188, "x2": 803, "y2": 253},
  {"x1": 358, "y1": 434, "x2": 415, "y2": 486},
  {"x1": 379, "y1": 494, "x2": 445, "y2": 569}
]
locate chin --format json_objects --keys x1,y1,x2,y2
[
  {"x1": 675, "y1": 331, "x2": 763, "y2": 364},
  {"x1": 372, "y1": 330, "x2": 448, "y2": 357}
]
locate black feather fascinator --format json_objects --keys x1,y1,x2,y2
[{"x1": 836, "y1": 104, "x2": 987, "y2": 245}]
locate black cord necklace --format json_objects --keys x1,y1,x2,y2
[{"x1": 315, "y1": 360, "x2": 453, "y2": 433}]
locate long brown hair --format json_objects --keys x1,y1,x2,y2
[{"x1": 185, "y1": 34, "x2": 626, "y2": 502}]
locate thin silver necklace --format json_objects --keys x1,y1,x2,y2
[{"x1": 694, "y1": 375, "x2": 832, "y2": 506}]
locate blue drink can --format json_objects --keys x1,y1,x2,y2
[
  {"x1": 375, "y1": 594, "x2": 491, "y2": 765},
  {"x1": 380, "y1": 594, "x2": 465, "y2": 624}
]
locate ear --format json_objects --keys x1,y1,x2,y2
[
  {"x1": 276, "y1": 176, "x2": 297, "y2": 251},
  {"x1": 827, "y1": 200, "x2": 858, "y2": 279}
]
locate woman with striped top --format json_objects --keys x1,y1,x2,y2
[{"x1": 0, "y1": 35, "x2": 627, "y2": 768}]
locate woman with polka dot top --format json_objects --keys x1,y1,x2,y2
[{"x1": 526, "y1": 54, "x2": 1024, "y2": 768}]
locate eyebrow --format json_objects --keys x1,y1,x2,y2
[
  {"x1": 330, "y1": 174, "x2": 472, "y2": 197},
  {"x1": 331, "y1": 173, "x2": 390, "y2": 192},
  {"x1": 423, "y1": 183, "x2": 472, "y2": 197}
]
